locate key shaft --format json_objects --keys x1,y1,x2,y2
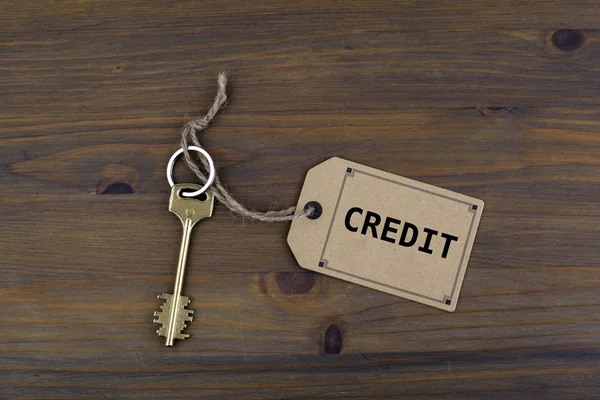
[
  {"x1": 173, "y1": 217, "x2": 194, "y2": 297},
  {"x1": 164, "y1": 217, "x2": 194, "y2": 346}
]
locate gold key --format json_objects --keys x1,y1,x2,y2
[{"x1": 154, "y1": 183, "x2": 214, "y2": 346}]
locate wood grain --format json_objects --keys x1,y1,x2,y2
[{"x1": 2, "y1": 1, "x2": 600, "y2": 399}]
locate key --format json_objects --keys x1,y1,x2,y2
[{"x1": 154, "y1": 183, "x2": 214, "y2": 346}]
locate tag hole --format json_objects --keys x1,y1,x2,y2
[{"x1": 304, "y1": 201, "x2": 322, "y2": 220}]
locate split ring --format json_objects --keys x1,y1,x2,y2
[{"x1": 166, "y1": 146, "x2": 215, "y2": 197}]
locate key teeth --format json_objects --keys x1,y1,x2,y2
[{"x1": 153, "y1": 293, "x2": 195, "y2": 342}]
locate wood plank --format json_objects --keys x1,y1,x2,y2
[
  {"x1": 3, "y1": 349, "x2": 600, "y2": 399},
  {"x1": 0, "y1": 22, "x2": 599, "y2": 108},
  {"x1": 2, "y1": 0, "x2": 600, "y2": 31}
]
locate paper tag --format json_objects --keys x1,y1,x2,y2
[{"x1": 287, "y1": 157, "x2": 484, "y2": 311}]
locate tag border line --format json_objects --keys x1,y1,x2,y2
[{"x1": 318, "y1": 166, "x2": 478, "y2": 305}]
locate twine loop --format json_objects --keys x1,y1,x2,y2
[{"x1": 178, "y1": 73, "x2": 310, "y2": 222}]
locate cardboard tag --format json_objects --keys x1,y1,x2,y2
[{"x1": 287, "y1": 157, "x2": 484, "y2": 311}]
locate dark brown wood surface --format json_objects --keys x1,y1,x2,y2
[{"x1": 2, "y1": 1, "x2": 600, "y2": 398}]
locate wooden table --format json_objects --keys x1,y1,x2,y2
[{"x1": 2, "y1": 1, "x2": 600, "y2": 398}]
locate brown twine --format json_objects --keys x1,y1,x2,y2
[{"x1": 180, "y1": 73, "x2": 310, "y2": 222}]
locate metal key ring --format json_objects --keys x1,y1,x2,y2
[{"x1": 166, "y1": 146, "x2": 216, "y2": 197}]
